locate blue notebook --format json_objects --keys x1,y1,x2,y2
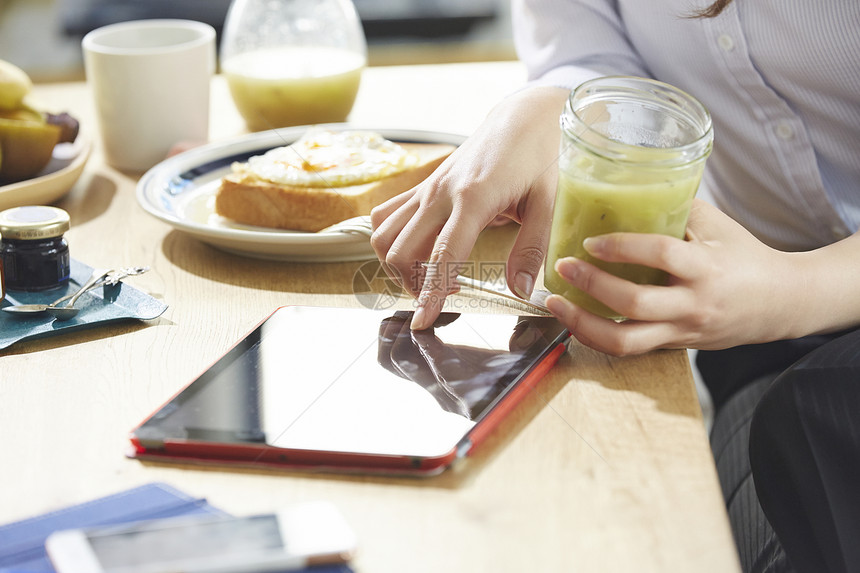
[
  {"x1": 0, "y1": 483, "x2": 225, "y2": 573},
  {"x1": 0, "y1": 482, "x2": 352, "y2": 573}
]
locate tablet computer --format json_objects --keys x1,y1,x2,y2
[{"x1": 129, "y1": 306, "x2": 570, "y2": 476}]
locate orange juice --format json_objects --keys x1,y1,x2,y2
[{"x1": 222, "y1": 46, "x2": 364, "y2": 131}]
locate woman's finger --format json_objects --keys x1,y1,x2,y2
[
  {"x1": 553, "y1": 257, "x2": 696, "y2": 322},
  {"x1": 506, "y1": 191, "x2": 554, "y2": 299},
  {"x1": 384, "y1": 204, "x2": 449, "y2": 295},
  {"x1": 582, "y1": 233, "x2": 704, "y2": 281},
  {"x1": 370, "y1": 193, "x2": 421, "y2": 264},
  {"x1": 544, "y1": 294, "x2": 690, "y2": 356},
  {"x1": 370, "y1": 187, "x2": 415, "y2": 230},
  {"x1": 411, "y1": 209, "x2": 486, "y2": 330}
]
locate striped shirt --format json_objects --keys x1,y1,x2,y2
[{"x1": 513, "y1": 0, "x2": 860, "y2": 251}]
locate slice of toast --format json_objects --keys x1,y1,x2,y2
[{"x1": 215, "y1": 142, "x2": 455, "y2": 232}]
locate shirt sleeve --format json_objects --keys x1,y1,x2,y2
[{"x1": 512, "y1": 0, "x2": 654, "y2": 90}]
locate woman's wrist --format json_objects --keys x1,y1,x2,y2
[{"x1": 782, "y1": 233, "x2": 860, "y2": 338}]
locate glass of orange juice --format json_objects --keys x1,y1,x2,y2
[
  {"x1": 220, "y1": 0, "x2": 367, "y2": 132},
  {"x1": 544, "y1": 76, "x2": 714, "y2": 320}
]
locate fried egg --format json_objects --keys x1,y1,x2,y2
[{"x1": 241, "y1": 129, "x2": 418, "y2": 188}]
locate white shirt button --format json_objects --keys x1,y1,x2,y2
[
  {"x1": 718, "y1": 34, "x2": 735, "y2": 52},
  {"x1": 831, "y1": 225, "x2": 846, "y2": 240},
  {"x1": 775, "y1": 122, "x2": 795, "y2": 140}
]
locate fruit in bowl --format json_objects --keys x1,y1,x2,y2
[{"x1": 0, "y1": 59, "x2": 79, "y2": 184}]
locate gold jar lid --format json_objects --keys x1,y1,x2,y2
[{"x1": 0, "y1": 206, "x2": 71, "y2": 240}]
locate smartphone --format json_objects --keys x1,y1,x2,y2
[{"x1": 45, "y1": 501, "x2": 356, "y2": 573}]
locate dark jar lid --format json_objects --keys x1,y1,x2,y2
[{"x1": 0, "y1": 205, "x2": 71, "y2": 241}]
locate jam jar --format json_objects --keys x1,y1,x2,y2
[{"x1": 0, "y1": 206, "x2": 71, "y2": 291}]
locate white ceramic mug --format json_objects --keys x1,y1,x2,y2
[{"x1": 82, "y1": 19, "x2": 216, "y2": 172}]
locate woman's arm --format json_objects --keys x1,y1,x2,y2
[
  {"x1": 513, "y1": 0, "x2": 650, "y2": 84},
  {"x1": 371, "y1": 0, "x2": 649, "y2": 330}
]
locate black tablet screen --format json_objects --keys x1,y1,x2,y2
[{"x1": 134, "y1": 307, "x2": 568, "y2": 459}]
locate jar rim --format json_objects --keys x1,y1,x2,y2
[
  {"x1": 0, "y1": 205, "x2": 70, "y2": 240},
  {"x1": 561, "y1": 75, "x2": 714, "y2": 165}
]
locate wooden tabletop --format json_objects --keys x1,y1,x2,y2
[{"x1": 1, "y1": 62, "x2": 740, "y2": 572}]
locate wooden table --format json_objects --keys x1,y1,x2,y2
[{"x1": 2, "y1": 62, "x2": 740, "y2": 572}]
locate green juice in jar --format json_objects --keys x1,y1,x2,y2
[
  {"x1": 544, "y1": 76, "x2": 713, "y2": 320},
  {"x1": 544, "y1": 156, "x2": 703, "y2": 318}
]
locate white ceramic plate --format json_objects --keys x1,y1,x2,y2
[
  {"x1": 136, "y1": 125, "x2": 464, "y2": 262},
  {"x1": 0, "y1": 137, "x2": 91, "y2": 211}
]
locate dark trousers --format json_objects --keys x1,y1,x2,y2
[{"x1": 698, "y1": 328, "x2": 860, "y2": 573}]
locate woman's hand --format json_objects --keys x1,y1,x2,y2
[
  {"x1": 544, "y1": 200, "x2": 809, "y2": 355},
  {"x1": 370, "y1": 86, "x2": 570, "y2": 330}
]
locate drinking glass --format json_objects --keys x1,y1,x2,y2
[
  {"x1": 544, "y1": 76, "x2": 713, "y2": 319},
  {"x1": 220, "y1": 0, "x2": 367, "y2": 131}
]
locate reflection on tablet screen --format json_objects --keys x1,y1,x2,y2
[
  {"x1": 134, "y1": 307, "x2": 568, "y2": 460},
  {"x1": 379, "y1": 311, "x2": 539, "y2": 419}
]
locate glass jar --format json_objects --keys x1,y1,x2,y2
[
  {"x1": 544, "y1": 76, "x2": 713, "y2": 319},
  {"x1": 0, "y1": 205, "x2": 71, "y2": 292},
  {"x1": 220, "y1": 0, "x2": 367, "y2": 131}
]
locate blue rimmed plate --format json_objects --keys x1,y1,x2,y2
[{"x1": 136, "y1": 125, "x2": 465, "y2": 262}]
